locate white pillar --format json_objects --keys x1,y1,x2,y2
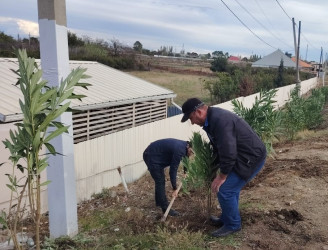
[{"x1": 37, "y1": 0, "x2": 78, "y2": 238}]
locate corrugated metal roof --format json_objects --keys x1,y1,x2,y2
[
  {"x1": 252, "y1": 49, "x2": 296, "y2": 68},
  {"x1": 0, "y1": 58, "x2": 176, "y2": 122}
]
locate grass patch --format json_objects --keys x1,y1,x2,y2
[
  {"x1": 240, "y1": 201, "x2": 264, "y2": 210},
  {"x1": 128, "y1": 71, "x2": 213, "y2": 105}
]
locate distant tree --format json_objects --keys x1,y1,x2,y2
[
  {"x1": 0, "y1": 32, "x2": 16, "y2": 57},
  {"x1": 133, "y1": 41, "x2": 143, "y2": 53},
  {"x1": 274, "y1": 59, "x2": 285, "y2": 88},
  {"x1": 212, "y1": 51, "x2": 229, "y2": 58},
  {"x1": 201, "y1": 53, "x2": 211, "y2": 59},
  {"x1": 249, "y1": 54, "x2": 261, "y2": 62},
  {"x1": 204, "y1": 72, "x2": 238, "y2": 104},
  {"x1": 210, "y1": 57, "x2": 228, "y2": 72},
  {"x1": 285, "y1": 52, "x2": 292, "y2": 58},
  {"x1": 186, "y1": 52, "x2": 198, "y2": 58},
  {"x1": 110, "y1": 38, "x2": 125, "y2": 56},
  {"x1": 67, "y1": 31, "x2": 84, "y2": 47}
]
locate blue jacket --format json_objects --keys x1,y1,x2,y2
[
  {"x1": 203, "y1": 107, "x2": 266, "y2": 180},
  {"x1": 143, "y1": 138, "x2": 188, "y2": 189}
]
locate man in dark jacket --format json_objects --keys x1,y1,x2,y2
[
  {"x1": 181, "y1": 98, "x2": 266, "y2": 237},
  {"x1": 143, "y1": 138, "x2": 192, "y2": 216}
]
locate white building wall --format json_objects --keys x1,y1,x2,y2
[{"x1": 0, "y1": 77, "x2": 319, "y2": 212}]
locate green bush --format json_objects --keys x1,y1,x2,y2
[
  {"x1": 281, "y1": 86, "x2": 328, "y2": 140},
  {"x1": 232, "y1": 89, "x2": 281, "y2": 155},
  {"x1": 204, "y1": 72, "x2": 239, "y2": 104}
]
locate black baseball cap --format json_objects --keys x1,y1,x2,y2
[{"x1": 181, "y1": 98, "x2": 204, "y2": 122}]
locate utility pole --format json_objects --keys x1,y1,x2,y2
[
  {"x1": 319, "y1": 47, "x2": 324, "y2": 86},
  {"x1": 37, "y1": 0, "x2": 78, "y2": 238},
  {"x1": 292, "y1": 18, "x2": 297, "y2": 58},
  {"x1": 292, "y1": 18, "x2": 301, "y2": 86}
]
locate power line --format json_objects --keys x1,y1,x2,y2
[
  {"x1": 275, "y1": 0, "x2": 317, "y2": 50},
  {"x1": 275, "y1": 0, "x2": 292, "y2": 20},
  {"x1": 234, "y1": 0, "x2": 293, "y2": 50},
  {"x1": 220, "y1": 0, "x2": 277, "y2": 50}
]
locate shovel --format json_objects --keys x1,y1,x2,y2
[{"x1": 161, "y1": 182, "x2": 183, "y2": 222}]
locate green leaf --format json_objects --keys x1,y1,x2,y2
[
  {"x1": 40, "y1": 180, "x2": 51, "y2": 186},
  {"x1": 44, "y1": 142, "x2": 56, "y2": 155},
  {"x1": 17, "y1": 164, "x2": 24, "y2": 173},
  {"x1": 6, "y1": 184, "x2": 15, "y2": 191},
  {"x1": 44, "y1": 126, "x2": 69, "y2": 143},
  {"x1": 37, "y1": 161, "x2": 48, "y2": 174}
]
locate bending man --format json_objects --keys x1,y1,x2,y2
[{"x1": 143, "y1": 138, "x2": 192, "y2": 216}]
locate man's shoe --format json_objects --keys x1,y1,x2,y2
[
  {"x1": 168, "y1": 209, "x2": 180, "y2": 216},
  {"x1": 211, "y1": 226, "x2": 241, "y2": 237},
  {"x1": 210, "y1": 215, "x2": 224, "y2": 227}
]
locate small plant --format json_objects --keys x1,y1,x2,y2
[
  {"x1": 182, "y1": 132, "x2": 217, "y2": 215},
  {"x1": 2, "y1": 49, "x2": 90, "y2": 249},
  {"x1": 281, "y1": 86, "x2": 306, "y2": 140},
  {"x1": 281, "y1": 86, "x2": 328, "y2": 140}
]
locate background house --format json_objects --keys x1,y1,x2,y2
[
  {"x1": 291, "y1": 57, "x2": 313, "y2": 72},
  {"x1": 252, "y1": 49, "x2": 296, "y2": 68}
]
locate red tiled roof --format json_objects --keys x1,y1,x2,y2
[
  {"x1": 228, "y1": 56, "x2": 240, "y2": 61},
  {"x1": 291, "y1": 57, "x2": 312, "y2": 68}
]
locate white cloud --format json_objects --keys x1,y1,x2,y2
[
  {"x1": 0, "y1": 17, "x2": 39, "y2": 37},
  {"x1": 17, "y1": 19, "x2": 39, "y2": 37}
]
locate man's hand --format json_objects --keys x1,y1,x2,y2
[
  {"x1": 172, "y1": 189, "x2": 179, "y2": 198},
  {"x1": 211, "y1": 173, "x2": 227, "y2": 193}
]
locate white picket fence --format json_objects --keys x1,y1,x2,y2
[{"x1": 0, "y1": 77, "x2": 319, "y2": 212}]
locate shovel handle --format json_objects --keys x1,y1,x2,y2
[{"x1": 161, "y1": 182, "x2": 183, "y2": 222}]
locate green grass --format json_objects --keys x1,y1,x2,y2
[{"x1": 128, "y1": 71, "x2": 213, "y2": 106}]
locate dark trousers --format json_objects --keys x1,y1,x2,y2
[
  {"x1": 148, "y1": 167, "x2": 168, "y2": 210},
  {"x1": 143, "y1": 152, "x2": 168, "y2": 211}
]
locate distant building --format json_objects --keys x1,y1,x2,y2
[
  {"x1": 291, "y1": 57, "x2": 313, "y2": 72},
  {"x1": 252, "y1": 49, "x2": 296, "y2": 68},
  {"x1": 0, "y1": 58, "x2": 176, "y2": 143},
  {"x1": 228, "y1": 56, "x2": 241, "y2": 63}
]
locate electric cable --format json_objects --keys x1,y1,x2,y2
[
  {"x1": 234, "y1": 0, "x2": 293, "y2": 50},
  {"x1": 220, "y1": 0, "x2": 277, "y2": 50}
]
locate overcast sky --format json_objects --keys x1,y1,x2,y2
[{"x1": 0, "y1": 0, "x2": 326, "y2": 62}]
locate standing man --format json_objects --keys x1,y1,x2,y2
[
  {"x1": 143, "y1": 138, "x2": 193, "y2": 216},
  {"x1": 181, "y1": 98, "x2": 266, "y2": 237}
]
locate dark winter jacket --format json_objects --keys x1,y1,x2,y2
[
  {"x1": 143, "y1": 138, "x2": 188, "y2": 189},
  {"x1": 203, "y1": 106, "x2": 266, "y2": 180}
]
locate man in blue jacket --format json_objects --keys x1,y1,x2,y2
[
  {"x1": 181, "y1": 98, "x2": 266, "y2": 237},
  {"x1": 143, "y1": 138, "x2": 192, "y2": 216}
]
